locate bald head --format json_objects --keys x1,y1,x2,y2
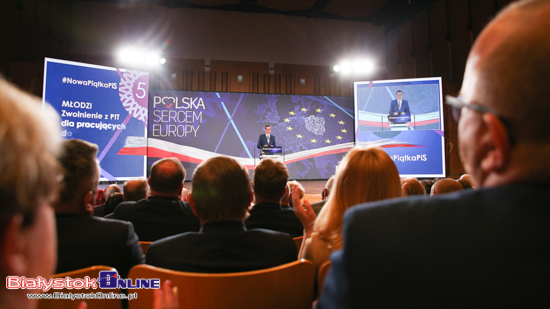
[
  {"x1": 149, "y1": 158, "x2": 186, "y2": 196},
  {"x1": 463, "y1": 0, "x2": 550, "y2": 142},
  {"x1": 431, "y1": 179, "x2": 463, "y2": 196},
  {"x1": 458, "y1": 174, "x2": 475, "y2": 190},
  {"x1": 458, "y1": 0, "x2": 550, "y2": 188},
  {"x1": 123, "y1": 179, "x2": 149, "y2": 202}
]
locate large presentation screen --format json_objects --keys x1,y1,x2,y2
[
  {"x1": 116, "y1": 91, "x2": 354, "y2": 180},
  {"x1": 354, "y1": 77, "x2": 445, "y2": 177},
  {"x1": 43, "y1": 58, "x2": 148, "y2": 181}
]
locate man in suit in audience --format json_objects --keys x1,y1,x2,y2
[
  {"x1": 123, "y1": 178, "x2": 149, "y2": 202},
  {"x1": 92, "y1": 184, "x2": 121, "y2": 216},
  {"x1": 245, "y1": 159, "x2": 303, "y2": 237},
  {"x1": 114, "y1": 158, "x2": 200, "y2": 241},
  {"x1": 318, "y1": 1, "x2": 550, "y2": 308},
  {"x1": 310, "y1": 176, "x2": 335, "y2": 215},
  {"x1": 55, "y1": 139, "x2": 144, "y2": 277},
  {"x1": 106, "y1": 178, "x2": 150, "y2": 218},
  {"x1": 146, "y1": 156, "x2": 297, "y2": 273}
]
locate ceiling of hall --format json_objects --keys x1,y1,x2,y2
[{"x1": 77, "y1": 0, "x2": 438, "y2": 27}]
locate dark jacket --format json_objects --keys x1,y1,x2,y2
[
  {"x1": 245, "y1": 202, "x2": 303, "y2": 237},
  {"x1": 114, "y1": 196, "x2": 200, "y2": 241},
  {"x1": 146, "y1": 221, "x2": 297, "y2": 273},
  {"x1": 55, "y1": 214, "x2": 144, "y2": 277}
]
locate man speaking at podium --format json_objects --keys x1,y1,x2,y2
[
  {"x1": 257, "y1": 125, "x2": 276, "y2": 150},
  {"x1": 389, "y1": 90, "x2": 410, "y2": 116}
]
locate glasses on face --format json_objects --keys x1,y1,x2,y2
[
  {"x1": 445, "y1": 95, "x2": 515, "y2": 145},
  {"x1": 445, "y1": 95, "x2": 497, "y2": 123}
]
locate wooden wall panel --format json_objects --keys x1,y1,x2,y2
[
  {"x1": 8, "y1": 61, "x2": 43, "y2": 96},
  {"x1": 210, "y1": 60, "x2": 268, "y2": 93},
  {"x1": 274, "y1": 63, "x2": 330, "y2": 77},
  {"x1": 412, "y1": 10, "x2": 431, "y2": 78},
  {"x1": 398, "y1": 21, "x2": 415, "y2": 80},
  {"x1": 210, "y1": 60, "x2": 269, "y2": 74},
  {"x1": 449, "y1": 0, "x2": 471, "y2": 85},
  {"x1": 429, "y1": 0, "x2": 451, "y2": 84},
  {"x1": 0, "y1": 0, "x2": 15, "y2": 74}
]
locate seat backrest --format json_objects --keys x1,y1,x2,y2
[
  {"x1": 139, "y1": 241, "x2": 152, "y2": 254},
  {"x1": 317, "y1": 260, "x2": 331, "y2": 296},
  {"x1": 293, "y1": 236, "x2": 303, "y2": 252},
  {"x1": 37, "y1": 265, "x2": 122, "y2": 309},
  {"x1": 127, "y1": 259, "x2": 315, "y2": 309}
]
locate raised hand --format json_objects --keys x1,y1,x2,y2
[
  {"x1": 292, "y1": 186, "x2": 316, "y2": 238},
  {"x1": 154, "y1": 280, "x2": 179, "y2": 309}
]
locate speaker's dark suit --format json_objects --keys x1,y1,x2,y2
[
  {"x1": 55, "y1": 214, "x2": 144, "y2": 277},
  {"x1": 113, "y1": 196, "x2": 200, "y2": 242},
  {"x1": 245, "y1": 202, "x2": 303, "y2": 237},
  {"x1": 389, "y1": 99, "x2": 410, "y2": 115},
  {"x1": 257, "y1": 134, "x2": 276, "y2": 149},
  {"x1": 318, "y1": 185, "x2": 550, "y2": 309},
  {"x1": 146, "y1": 221, "x2": 298, "y2": 273}
]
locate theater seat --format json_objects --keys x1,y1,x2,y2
[
  {"x1": 37, "y1": 265, "x2": 122, "y2": 309},
  {"x1": 317, "y1": 260, "x2": 331, "y2": 297},
  {"x1": 139, "y1": 241, "x2": 152, "y2": 254},
  {"x1": 293, "y1": 236, "x2": 303, "y2": 252},
  {"x1": 127, "y1": 259, "x2": 315, "y2": 309}
]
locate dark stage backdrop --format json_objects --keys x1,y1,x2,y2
[{"x1": 119, "y1": 91, "x2": 355, "y2": 180}]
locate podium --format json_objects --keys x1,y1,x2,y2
[
  {"x1": 259, "y1": 146, "x2": 284, "y2": 162},
  {"x1": 388, "y1": 114, "x2": 412, "y2": 131}
]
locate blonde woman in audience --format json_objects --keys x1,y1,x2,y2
[{"x1": 293, "y1": 146, "x2": 402, "y2": 284}]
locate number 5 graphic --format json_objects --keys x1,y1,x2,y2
[{"x1": 136, "y1": 82, "x2": 147, "y2": 99}]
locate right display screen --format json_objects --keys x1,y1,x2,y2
[{"x1": 354, "y1": 77, "x2": 445, "y2": 177}]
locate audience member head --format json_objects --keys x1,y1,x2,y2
[
  {"x1": 288, "y1": 180, "x2": 304, "y2": 208},
  {"x1": 149, "y1": 157, "x2": 186, "y2": 197},
  {"x1": 252, "y1": 158, "x2": 289, "y2": 204},
  {"x1": 401, "y1": 177, "x2": 426, "y2": 196},
  {"x1": 315, "y1": 146, "x2": 402, "y2": 250},
  {"x1": 55, "y1": 139, "x2": 100, "y2": 216},
  {"x1": 0, "y1": 78, "x2": 61, "y2": 308},
  {"x1": 430, "y1": 178, "x2": 463, "y2": 196},
  {"x1": 420, "y1": 179, "x2": 435, "y2": 194},
  {"x1": 280, "y1": 182, "x2": 292, "y2": 207},
  {"x1": 188, "y1": 156, "x2": 252, "y2": 224},
  {"x1": 458, "y1": 174, "x2": 475, "y2": 190},
  {"x1": 321, "y1": 176, "x2": 336, "y2": 200},
  {"x1": 103, "y1": 192, "x2": 125, "y2": 216},
  {"x1": 103, "y1": 184, "x2": 121, "y2": 200},
  {"x1": 123, "y1": 178, "x2": 149, "y2": 202},
  {"x1": 457, "y1": 0, "x2": 550, "y2": 187},
  {"x1": 180, "y1": 188, "x2": 189, "y2": 202},
  {"x1": 95, "y1": 189, "x2": 105, "y2": 206}
]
